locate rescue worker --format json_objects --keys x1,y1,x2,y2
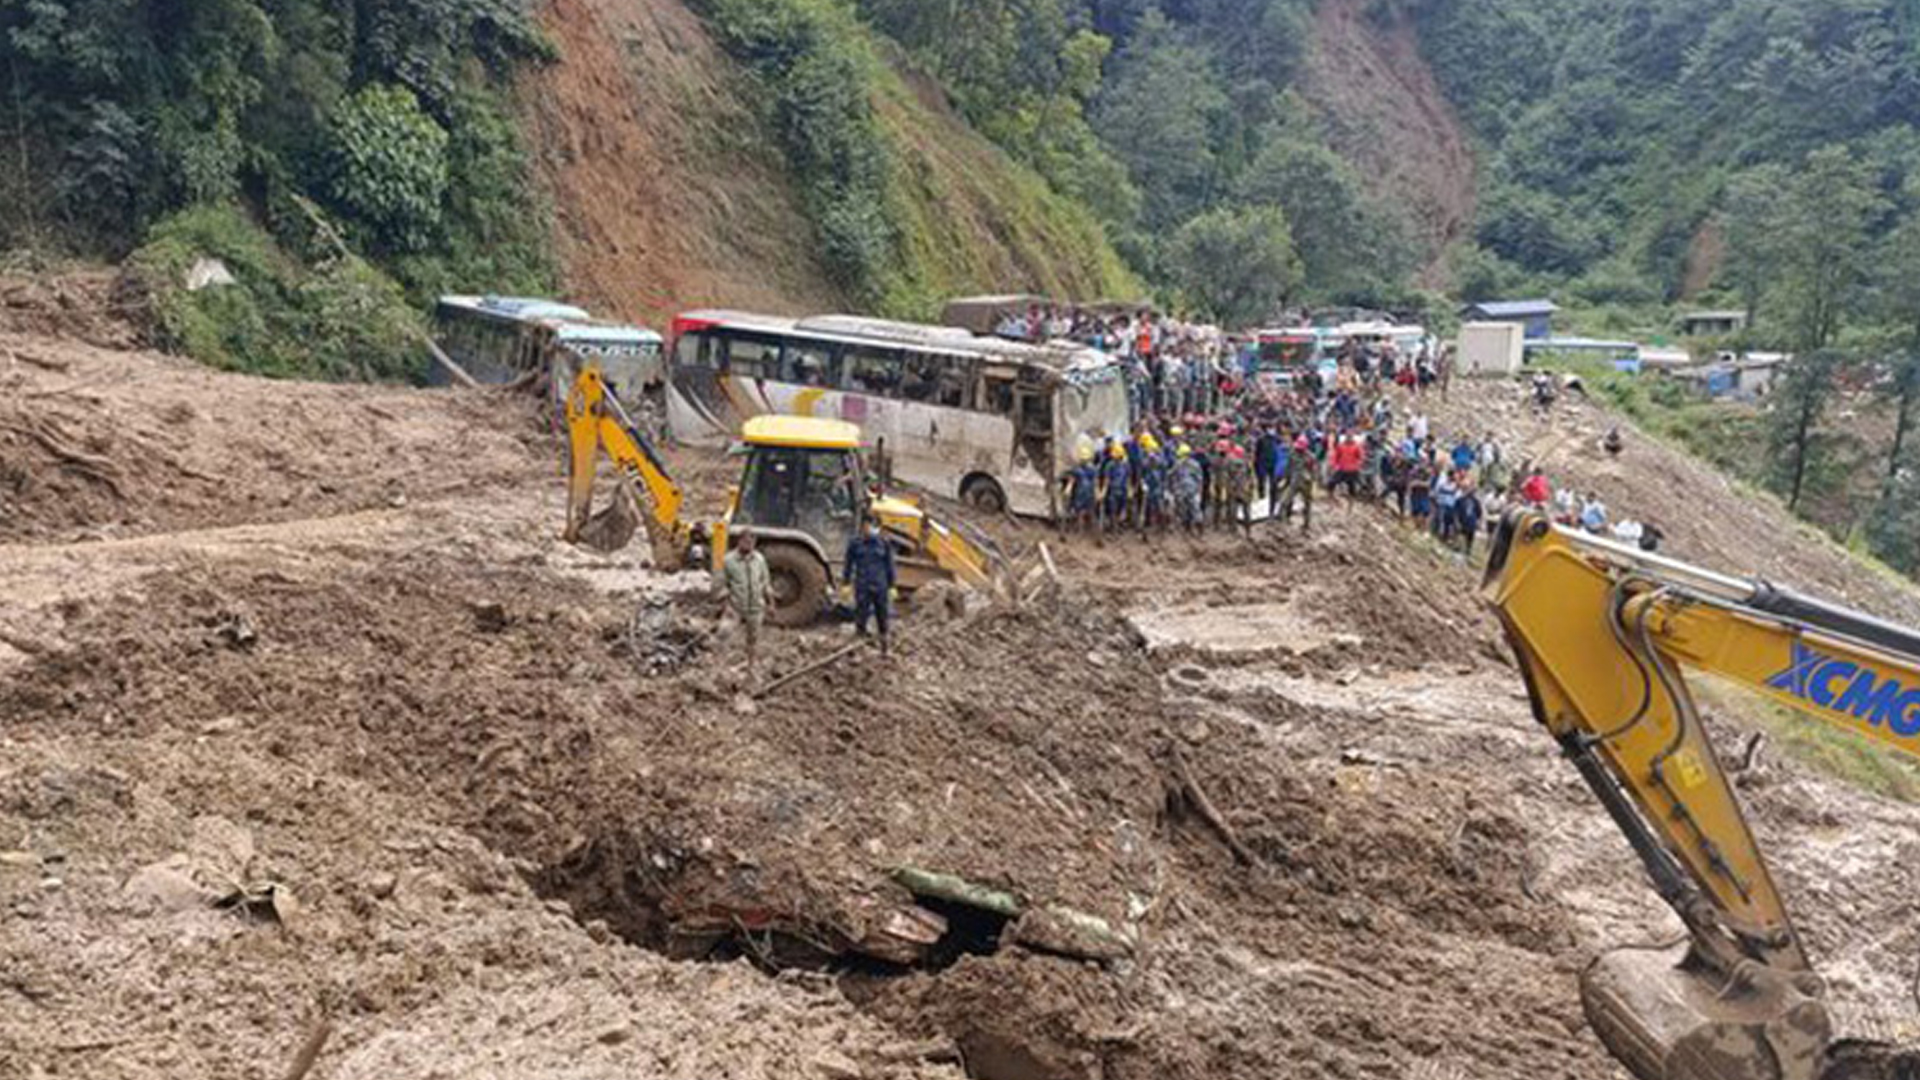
[
  {"x1": 1172, "y1": 444, "x2": 1205, "y2": 534},
  {"x1": 1222, "y1": 443, "x2": 1255, "y2": 536},
  {"x1": 1065, "y1": 445, "x2": 1099, "y2": 534},
  {"x1": 1099, "y1": 440, "x2": 1132, "y2": 535},
  {"x1": 721, "y1": 530, "x2": 770, "y2": 682},
  {"x1": 844, "y1": 520, "x2": 896, "y2": 656},
  {"x1": 1139, "y1": 433, "x2": 1168, "y2": 533},
  {"x1": 1283, "y1": 433, "x2": 1315, "y2": 533},
  {"x1": 1210, "y1": 438, "x2": 1234, "y2": 526},
  {"x1": 1254, "y1": 426, "x2": 1280, "y2": 508}
]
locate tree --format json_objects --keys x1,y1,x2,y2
[
  {"x1": 1091, "y1": 12, "x2": 1228, "y2": 248},
  {"x1": 1165, "y1": 205, "x2": 1301, "y2": 327},
  {"x1": 1720, "y1": 165, "x2": 1789, "y2": 328},
  {"x1": 1236, "y1": 133, "x2": 1411, "y2": 300},
  {"x1": 1767, "y1": 348, "x2": 1844, "y2": 513},
  {"x1": 326, "y1": 83, "x2": 450, "y2": 254},
  {"x1": 1765, "y1": 146, "x2": 1884, "y2": 352},
  {"x1": 1875, "y1": 206, "x2": 1920, "y2": 486}
]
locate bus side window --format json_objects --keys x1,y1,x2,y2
[
  {"x1": 981, "y1": 376, "x2": 1015, "y2": 417},
  {"x1": 898, "y1": 353, "x2": 938, "y2": 403},
  {"x1": 675, "y1": 331, "x2": 716, "y2": 370},
  {"x1": 781, "y1": 342, "x2": 840, "y2": 387},
  {"x1": 724, "y1": 334, "x2": 780, "y2": 379},
  {"x1": 842, "y1": 345, "x2": 902, "y2": 397},
  {"x1": 938, "y1": 358, "x2": 974, "y2": 409}
]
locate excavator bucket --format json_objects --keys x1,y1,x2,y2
[{"x1": 1581, "y1": 942, "x2": 1832, "y2": 1080}]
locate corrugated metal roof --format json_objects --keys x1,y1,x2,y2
[{"x1": 1464, "y1": 299, "x2": 1559, "y2": 318}]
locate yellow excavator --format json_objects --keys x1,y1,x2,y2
[
  {"x1": 1484, "y1": 511, "x2": 1920, "y2": 1080},
  {"x1": 563, "y1": 366, "x2": 998, "y2": 625}
]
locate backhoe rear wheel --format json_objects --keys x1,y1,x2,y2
[
  {"x1": 962, "y1": 475, "x2": 1007, "y2": 515},
  {"x1": 761, "y1": 542, "x2": 829, "y2": 627}
]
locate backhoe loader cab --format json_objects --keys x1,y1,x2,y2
[
  {"x1": 716, "y1": 416, "x2": 996, "y2": 626},
  {"x1": 717, "y1": 417, "x2": 866, "y2": 625}
]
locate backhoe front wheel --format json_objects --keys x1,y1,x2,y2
[{"x1": 761, "y1": 543, "x2": 829, "y2": 627}]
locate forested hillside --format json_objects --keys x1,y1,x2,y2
[
  {"x1": 14, "y1": 0, "x2": 1920, "y2": 371},
  {"x1": 1391, "y1": 0, "x2": 1920, "y2": 316}
]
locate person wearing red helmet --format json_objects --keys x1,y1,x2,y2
[
  {"x1": 1222, "y1": 442, "x2": 1255, "y2": 536},
  {"x1": 1282, "y1": 432, "x2": 1315, "y2": 533}
]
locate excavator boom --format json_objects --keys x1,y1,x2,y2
[{"x1": 1483, "y1": 513, "x2": 1920, "y2": 1080}]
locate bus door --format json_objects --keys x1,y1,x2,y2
[{"x1": 1013, "y1": 374, "x2": 1055, "y2": 477}]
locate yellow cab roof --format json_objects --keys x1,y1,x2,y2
[{"x1": 742, "y1": 414, "x2": 862, "y2": 450}]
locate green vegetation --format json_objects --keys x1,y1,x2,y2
[
  {"x1": 1165, "y1": 206, "x2": 1302, "y2": 327},
  {"x1": 687, "y1": 0, "x2": 1139, "y2": 315},
  {"x1": 853, "y1": 0, "x2": 1416, "y2": 309},
  {"x1": 130, "y1": 204, "x2": 424, "y2": 381},
  {"x1": 0, "y1": 0, "x2": 555, "y2": 379}
]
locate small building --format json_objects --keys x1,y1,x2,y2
[
  {"x1": 1457, "y1": 322, "x2": 1526, "y2": 376},
  {"x1": 1681, "y1": 310, "x2": 1748, "y2": 337},
  {"x1": 1459, "y1": 299, "x2": 1558, "y2": 340},
  {"x1": 1523, "y1": 337, "x2": 1642, "y2": 374},
  {"x1": 1672, "y1": 352, "x2": 1789, "y2": 400},
  {"x1": 1640, "y1": 347, "x2": 1693, "y2": 372},
  {"x1": 1733, "y1": 353, "x2": 1789, "y2": 398}
]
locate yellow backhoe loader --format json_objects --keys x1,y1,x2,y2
[
  {"x1": 563, "y1": 366, "x2": 998, "y2": 626},
  {"x1": 1484, "y1": 511, "x2": 1920, "y2": 1080}
]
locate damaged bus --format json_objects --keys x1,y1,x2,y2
[{"x1": 665, "y1": 310, "x2": 1130, "y2": 518}]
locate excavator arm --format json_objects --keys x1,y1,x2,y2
[
  {"x1": 563, "y1": 367, "x2": 693, "y2": 571},
  {"x1": 1483, "y1": 512, "x2": 1920, "y2": 1080}
]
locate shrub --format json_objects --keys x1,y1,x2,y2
[
  {"x1": 327, "y1": 84, "x2": 451, "y2": 254},
  {"x1": 132, "y1": 204, "x2": 426, "y2": 381}
]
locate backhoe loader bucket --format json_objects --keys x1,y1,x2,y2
[
  {"x1": 1582, "y1": 942, "x2": 1832, "y2": 1080},
  {"x1": 572, "y1": 474, "x2": 641, "y2": 555}
]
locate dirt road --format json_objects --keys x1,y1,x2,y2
[{"x1": 8, "y1": 327, "x2": 1920, "y2": 1079}]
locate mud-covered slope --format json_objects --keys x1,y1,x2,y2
[
  {"x1": 1302, "y1": 0, "x2": 1477, "y2": 283},
  {"x1": 528, "y1": 0, "x2": 1138, "y2": 324}
]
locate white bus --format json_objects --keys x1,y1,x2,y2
[
  {"x1": 432, "y1": 295, "x2": 665, "y2": 410},
  {"x1": 666, "y1": 310, "x2": 1131, "y2": 518}
]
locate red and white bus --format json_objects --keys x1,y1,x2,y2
[{"x1": 666, "y1": 311, "x2": 1131, "y2": 518}]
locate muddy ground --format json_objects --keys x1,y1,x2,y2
[{"x1": 7, "y1": 320, "x2": 1920, "y2": 1079}]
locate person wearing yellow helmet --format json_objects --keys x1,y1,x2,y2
[
  {"x1": 1171, "y1": 440, "x2": 1205, "y2": 533},
  {"x1": 1099, "y1": 438, "x2": 1132, "y2": 534},
  {"x1": 1064, "y1": 442, "x2": 1100, "y2": 533}
]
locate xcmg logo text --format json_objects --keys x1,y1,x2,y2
[{"x1": 1768, "y1": 642, "x2": 1920, "y2": 736}]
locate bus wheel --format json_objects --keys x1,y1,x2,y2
[
  {"x1": 761, "y1": 543, "x2": 828, "y2": 627},
  {"x1": 961, "y1": 475, "x2": 1007, "y2": 515}
]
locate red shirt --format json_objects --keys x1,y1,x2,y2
[
  {"x1": 1521, "y1": 474, "x2": 1551, "y2": 505},
  {"x1": 1331, "y1": 437, "x2": 1364, "y2": 472}
]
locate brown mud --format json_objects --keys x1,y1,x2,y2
[{"x1": 8, "y1": 317, "x2": 1920, "y2": 1078}]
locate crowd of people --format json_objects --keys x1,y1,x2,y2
[
  {"x1": 1055, "y1": 337, "x2": 1664, "y2": 559},
  {"x1": 994, "y1": 303, "x2": 1239, "y2": 419}
]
